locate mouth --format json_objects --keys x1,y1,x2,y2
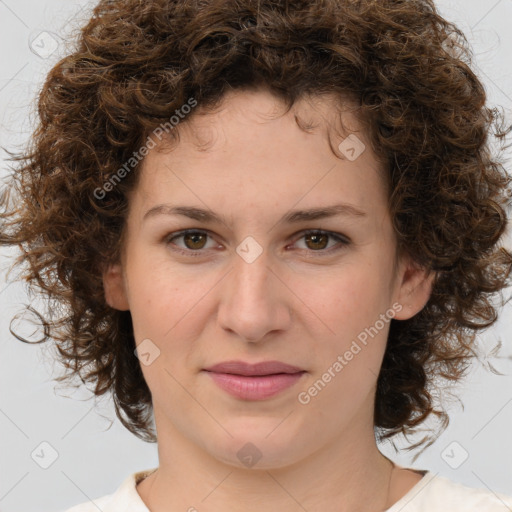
[
  {"x1": 203, "y1": 360, "x2": 304, "y2": 376},
  {"x1": 202, "y1": 360, "x2": 306, "y2": 400}
]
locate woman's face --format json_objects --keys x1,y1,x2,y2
[{"x1": 104, "y1": 88, "x2": 432, "y2": 469}]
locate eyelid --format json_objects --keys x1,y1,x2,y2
[{"x1": 164, "y1": 228, "x2": 351, "y2": 256}]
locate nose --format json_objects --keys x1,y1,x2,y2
[{"x1": 216, "y1": 247, "x2": 292, "y2": 343}]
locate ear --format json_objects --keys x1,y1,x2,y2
[
  {"x1": 393, "y1": 255, "x2": 435, "y2": 321},
  {"x1": 102, "y1": 263, "x2": 130, "y2": 311}
]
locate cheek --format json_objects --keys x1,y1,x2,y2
[
  {"x1": 296, "y1": 260, "x2": 395, "y2": 401},
  {"x1": 125, "y1": 256, "x2": 224, "y2": 361},
  {"x1": 296, "y1": 267, "x2": 393, "y2": 411},
  {"x1": 306, "y1": 261, "x2": 392, "y2": 340},
  {"x1": 126, "y1": 268, "x2": 212, "y2": 396},
  {"x1": 127, "y1": 278, "x2": 177, "y2": 339}
]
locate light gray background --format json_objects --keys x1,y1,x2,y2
[{"x1": 0, "y1": 1, "x2": 511, "y2": 511}]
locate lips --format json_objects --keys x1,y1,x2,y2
[
  {"x1": 202, "y1": 360, "x2": 306, "y2": 400},
  {"x1": 203, "y1": 360, "x2": 304, "y2": 376}
]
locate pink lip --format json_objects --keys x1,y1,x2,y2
[{"x1": 202, "y1": 360, "x2": 306, "y2": 400}]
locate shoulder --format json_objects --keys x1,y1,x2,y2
[
  {"x1": 389, "y1": 471, "x2": 512, "y2": 512},
  {"x1": 58, "y1": 468, "x2": 157, "y2": 512}
]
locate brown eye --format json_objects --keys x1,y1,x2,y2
[
  {"x1": 304, "y1": 232, "x2": 329, "y2": 250},
  {"x1": 166, "y1": 230, "x2": 216, "y2": 254},
  {"x1": 183, "y1": 232, "x2": 208, "y2": 250},
  {"x1": 293, "y1": 230, "x2": 350, "y2": 254}
]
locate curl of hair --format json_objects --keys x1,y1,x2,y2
[{"x1": 1, "y1": 0, "x2": 511, "y2": 448}]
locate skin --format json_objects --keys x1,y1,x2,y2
[{"x1": 103, "y1": 87, "x2": 434, "y2": 511}]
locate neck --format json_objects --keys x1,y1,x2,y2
[{"x1": 138, "y1": 411, "x2": 398, "y2": 512}]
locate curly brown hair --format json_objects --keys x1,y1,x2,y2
[{"x1": 1, "y1": 0, "x2": 511, "y2": 450}]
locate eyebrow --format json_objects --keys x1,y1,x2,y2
[{"x1": 143, "y1": 203, "x2": 367, "y2": 225}]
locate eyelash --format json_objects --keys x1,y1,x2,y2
[{"x1": 164, "y1": 229, "x2": 350, "y2": 257}]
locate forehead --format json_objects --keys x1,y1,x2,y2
[
  {"x1": 170, "y1": 87, "x2": 365, "y2": 150},
  {"x1": 131, "y1": 88, "x2": 387, "y2": 225}
]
